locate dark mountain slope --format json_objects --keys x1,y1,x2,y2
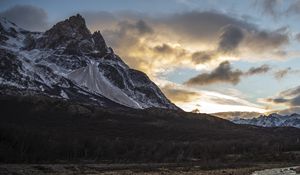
[{"x1": 0, "y1": 95, "x2": 299, "y2": 163}]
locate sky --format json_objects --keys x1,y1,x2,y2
[{"x1": 1, "y1": 0, "x2": 300, "y2": 115}]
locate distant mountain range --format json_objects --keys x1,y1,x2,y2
[
  {"x1": 0, "y1": 14, "x2": 178, "y2": 110},
  {"x1": 231, "y1": 113, "x2": 300, "y2": 128}
]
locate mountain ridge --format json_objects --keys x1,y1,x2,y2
[
  {"x1": 231, "y1": 113, "x2": 300, "y2": 128},
  {"x1": 0, "y1": 14, "x2": 179, "y2": 110}
]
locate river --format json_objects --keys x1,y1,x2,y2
[{"x1": 252, "y1": 166, "x2": 299, "y2": 175}]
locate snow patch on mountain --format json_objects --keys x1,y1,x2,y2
[{"x1": 68, "y1": 61, "x2": 142, "y2": 108}]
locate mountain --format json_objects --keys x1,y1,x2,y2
[
  {"x1": 0, "y1": 14, "x2": 178, "y2": 110},
  {"x1": 231, "y1": 113, "x2": 300, "y2": 128}
]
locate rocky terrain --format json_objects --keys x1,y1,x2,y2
[{"x1": 0, "y1": 14, "x2": 178, "y2": 110}]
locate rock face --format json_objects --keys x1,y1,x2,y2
[
  {"x1": 231, "y1": 113, "x2": 300, "y2": 128},
  {"x1": 0, "y1": 15, "x2": 179, "y2": 110}
]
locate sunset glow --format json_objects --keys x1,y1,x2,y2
[{"x1": 2, "y1": 0, "x2": 300, "y2": 116}]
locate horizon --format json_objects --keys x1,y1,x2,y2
[{"x1": 1, "y1": 0, "x2": 300, "y2": 115}]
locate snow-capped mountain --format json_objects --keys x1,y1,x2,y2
[
  {"x1": 231, "y1": 113, "x2": 300, "y2": 128},
  {"x1": 0, "y1": 14, "x2": 178, "y2": 110}
]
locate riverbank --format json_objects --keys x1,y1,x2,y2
[
  {"x1": 0, "y1": 163, "x2": 297, "y2": 175},
  {"x1": 251, "y1": 166, "x2": 300, "y2": 175}
]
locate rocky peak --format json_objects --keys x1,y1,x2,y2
[
  {"x1": 34, "y1": 14, "x2": 108, "y2": 57},
  {"x1": 37, "y1": 14, "x2": 92, "y2": 49},
  {"x1": 46, "y1": 14, "x2": 91, "y2": 39},
  {"x1": 92, "y1": 31, "x2": 107, "y2": 54}
]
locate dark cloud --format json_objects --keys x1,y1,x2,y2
[
  {"x1": 268, "y1": 94, "x2": 300, "y2": 107},
  {"x1": 265, "y1": 86, "x2": 300, "y2": 114},
  {"x1": 159, "y1": 11, "x2": 288, "y2": 54},
  {"x1": 274, "y1": 67, "x2": 291, "y2": 80},
  {"x1": 161, "y1": 85, "x2": 200, "y2": 102},
  {"x1": 291, "y1": 95, "x2": 300, "y2": 106},
  {"x1": 0, "y1": 5, "x2": 48, "y2": 31},
  {"x1": 296, "y1": 33, "x2": 300, "y2": 42},
  {"x1": 185, "y1": 61, "x2": 243, "y2": 86},
  {"x1": 191, "y1": 51, "x2": 217, "y2": 64},
  {"x1": 163, "y1": 11, "x2": 243, "y2": 35},
  {"x1": 134, "y1": 20, "x2": 153, "y2": 34},
  {"x1": 218, "y1": 25, "x2": 244, "y2": 52},
  {"x1": 161, "y1": 11, "x2": 254, "y2": 44},
  {"x1": 280, "y1": 86, "x2": 300, "y2": 97},
  {"x1": 185, "y1": 62, "x2": 271, "y2": 86},
  {"x1": 245, "y1": 64, "x2": 271, "y2": 76},
  {"x1": 153, "y1": 44, "x2": 174, "y2": 54},
  {"x1": 267, "y1": 97, "x2": 289, "y2": 104},
  {"x1": 243, "y1": 28, "x2": 289, "y2": 54},
  {"x1": 103, "y1": 19, "x2": 153, "y2": 51}
]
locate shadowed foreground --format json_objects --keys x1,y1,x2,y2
[
  {"x1": 0, "y1": 163, "x2": 296, "y2": 175},
  {"x1": 0, "y1": 95, "x2": 300, "y2": 167}
]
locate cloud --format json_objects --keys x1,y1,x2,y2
[
  {"x1": 245, "y1": 64, "x2": 271, "y2": 76},
  {"x1": 1, "y1": 6, "x2": 289, "y2": 79},
  {"x1": 296, "y1": 33, "x2": 300, "y2": 42},
  {"x1": 218, "y1": 25, "x2": 244, "y2": 53},
  {"x1": 274, "y1": 67, "x2": 291, "y2": 80},
  {"x1": 153, "y1": 44, "x2": 174, "y2": 54},
  {"x1": 185, "y1": 61, "x2": 243, "y2": 86},
  {"x1": 255, "y1": 0, "x2": 281, "y2": 17},
  {"x1": 191, "y1": 51, "x2": 218, "y2": 64},
  {"x1": 277, "y1": 107, "x2": 300, "y2": 115},
  {"x1": 263, "y1": 85, "x2": 300, "y2": 114},
  {"x1": 117, "y1": 19, "x2": 153, "y2": 35},
  {"x1": 273, "y1": 67, "x2": 300, "y2": 80},
  {"x1": 81, "y1": 11, "x2": 118, "y2": 31},
  {"x1": 0, "y1": 5, "x2": 48, "y2": 31},
  {"x1": 185, "y1": 61, "x2": 270, "y2": 86},
  {"x1": 161, "y1": 84, "x2": 200, "y2": 102},
  {"x1": 286, "y1": 0, "x2": 300, "y2": 15},
  {"x1": 255, "y1": 0, "x2": 300, "y2": 18},
  {"x1": 158, "y1": 80, "x2": 266, "y2": 114},
  {"x1": 209, "y1": 96, "x2": 247, "y2": 106},
  {"x1": 160, "y1": 11, "x2": 253, "y2": 44},
  {"x1": 242, "y1": 27, "x2": 289, "y2": 53},
  {"x1": 159, "y1": 11, "x2": 289, "y2": 54},
  {"x1": 280, "y1": 86, "x2": 300, "y2": 97},
  {"x1": 78, "y1": 10, "x2": 291, "y2": 79},
  {"x1": 87, "y1": 10, "x2": 290, "y2": 77}
]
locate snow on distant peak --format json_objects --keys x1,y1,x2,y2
[{"x1": 231, "y1": 113, "x2": 300, "y2": 128}]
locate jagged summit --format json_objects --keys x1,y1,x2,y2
[
  {"x1": 47, "y1": 14, "x2": 90, "y2": 38},
  {"x1": 232, "y1": 113, "x2": 300, "y2": 128},
  {"x1": 0, "y1": 14, "x2": 179, "y2": 110},
  {"x1": 34, "y1": 14, "x2": 108, "y2": 57}
]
